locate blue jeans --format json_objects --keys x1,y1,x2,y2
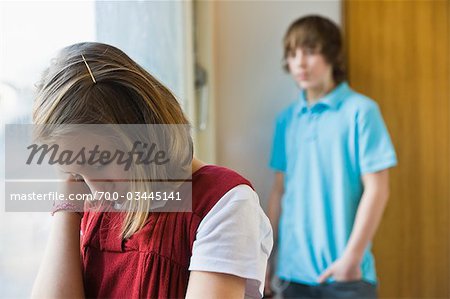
[{"x1": 281, "y1": 280, "x2": 377, "y2": 299}]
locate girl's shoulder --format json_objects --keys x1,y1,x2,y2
[{"x1": 191, "y1": 165, "x2": 253, "y2": 217}]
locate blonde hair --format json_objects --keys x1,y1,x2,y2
[{"x1": 33, "y1": 42, "x2": 192, "y2": 239}]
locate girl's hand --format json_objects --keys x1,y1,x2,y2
[
  {"x1": 317, "y1": 253, "x2": 362, "y2": 284},
  {"x1": 54, "y1": 171, "x2": 91, "y2": 215},
  {"x1": 263, "y1": 263, "x2": 275, "y2": 298}
]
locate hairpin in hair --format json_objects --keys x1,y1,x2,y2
[{"x1": 81, "y1": 54, "x2": 96, "y2": 84}]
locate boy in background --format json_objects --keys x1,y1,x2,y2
[{"x1": 265, "y1": 15, "x2": 397, "y2": 298}]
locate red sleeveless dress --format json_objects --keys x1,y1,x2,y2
[{"x1": 80, "y1": 165, "x2": 252, "y2": 298}]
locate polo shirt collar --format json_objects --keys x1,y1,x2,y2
[{"x1": 296, "y1": 82, "x2": 350, "y2": 115}]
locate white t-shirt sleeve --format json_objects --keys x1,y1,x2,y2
[{"x1": 188, "y1": 184, "x2": 273, "y2": 298}]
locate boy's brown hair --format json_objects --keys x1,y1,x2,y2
[{"x1": 283, "y1": 15, "x2": 346, "y2": 84}]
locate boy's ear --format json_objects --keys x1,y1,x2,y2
[{"x1": 282, "y1": 60, "x2": 290, "y2": 73}]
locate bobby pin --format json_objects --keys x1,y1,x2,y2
[{"x1": 81, "y1": 54, "x2": 97, "y2": 84}]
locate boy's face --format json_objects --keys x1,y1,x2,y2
[{"x1": 286, "y1": 46, "x2": 334, "y2": 90}]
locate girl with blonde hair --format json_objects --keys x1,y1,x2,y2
[{"x1": 31, "y1": 42, "x2": 272, "y2": 299}]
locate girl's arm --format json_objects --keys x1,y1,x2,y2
[
  {"x1": 186, "y1": 271, "x2": 246, "y2": 299},
  {"x1": 31, "y1": 212, "x2": 85, "y2": 298}
]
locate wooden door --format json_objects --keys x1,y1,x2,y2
[{"x1": 344, "y1": 1, "x2": 449, "y2": 297}]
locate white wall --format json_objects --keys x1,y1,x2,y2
[{"x1": 213, "y1": 1, "x2": 342, "y2": 206}]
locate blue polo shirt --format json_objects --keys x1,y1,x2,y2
[{"x1": 269, "y1": 82, "x2": 397, "y2": 285}]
